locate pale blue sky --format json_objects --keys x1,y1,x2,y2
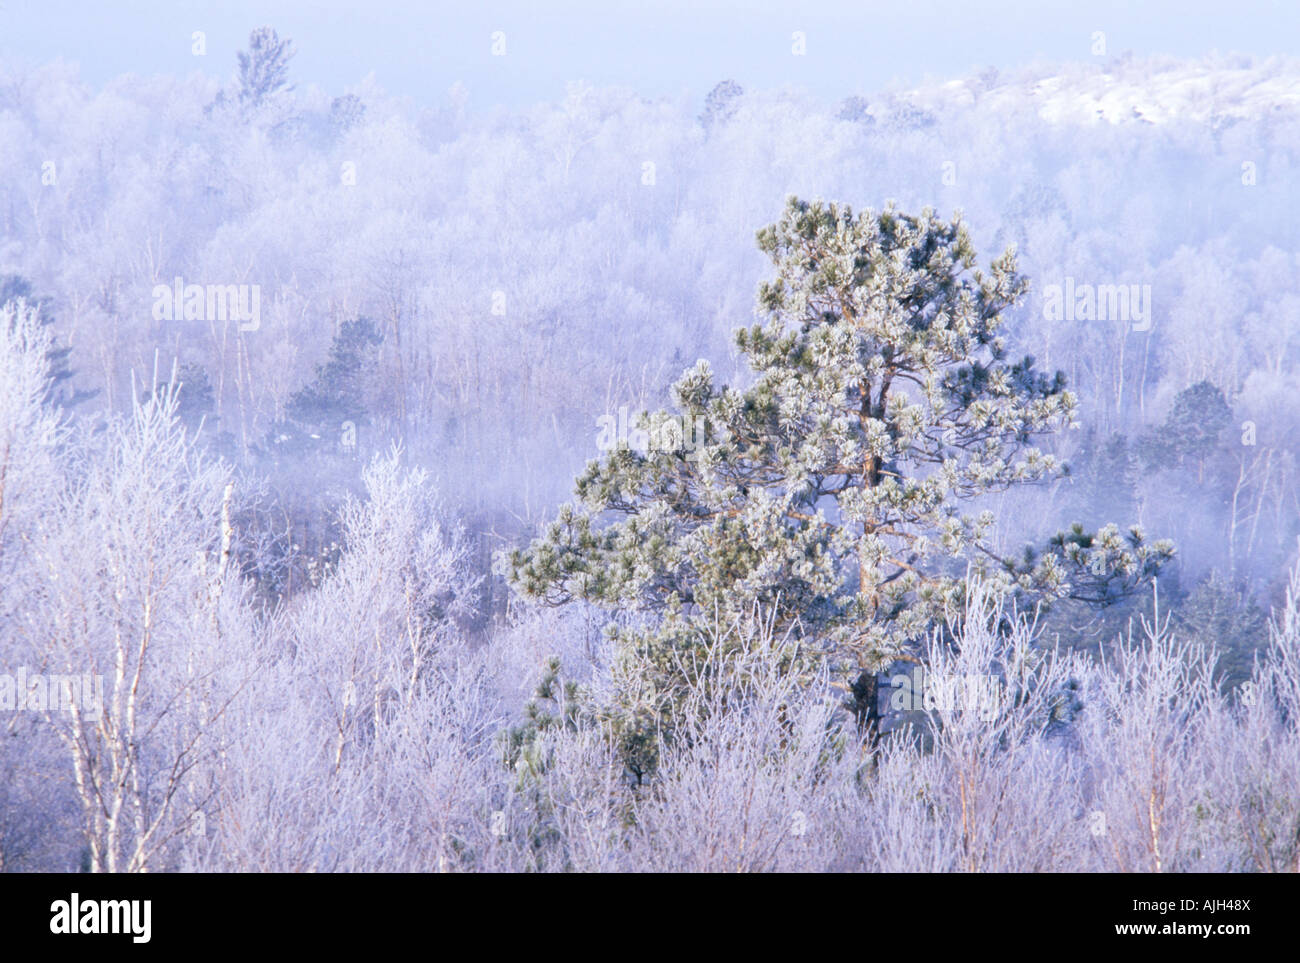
[{"x1": 2, "y1": 0, "x2": 1298, "y2": 107}]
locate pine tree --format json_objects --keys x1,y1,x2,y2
[
  {"x1": 506, "y1": 197, "x2": 1173, "y2": 764},
  {"x1": 237, "y1": 27, "x2": 296, "y2": 110},
  {"x1": 1139, "y1": 380, "x2": 1233, "y2": 485},
  {"x1": 269, "y1": 317, "x2": 383, "y2": 454},
  {"x1": 1175, "y1": 570, "x2": 1268, "y2": 692},
  {"x1": 249, "y1": 319, "x2": 383, "y2": 605},
  {"x1": 699, "y1": 80, "x2": 744, "y2": 131},
  {"x1": 836, "y1": 96, "x2": 874, "y2": 125},
  {"x1": 329, "y1": 94, "x2": 365, "y2": 138}
]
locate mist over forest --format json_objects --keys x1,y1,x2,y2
[{"x1": 2, "y1": 21, "x2": 1299, "y2": 876}]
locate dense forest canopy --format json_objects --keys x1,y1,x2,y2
[
  {"x1": 1, "y1": 31, "x2": 1299, "y2": 874},
  {"x1": 2, "y1": 52, "x2": 1296, "y2": 591}
]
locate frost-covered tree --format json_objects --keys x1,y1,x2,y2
[
  {"x1": 1076, "y1": 605, "x2": 1219, "y2": 873},
  {"x1": 329, "y1": 93, "x2": 366, "y2": 137},
  {"x1": 0, "y1": 301, "x2": 65, "y2": 548},
  {"x1": 1175, "y1": 570, "x2": 1269, "y2": 689},
  {"x1": 204, "y1": 450, "x2": 503, "y2": 872},
  {"x1": 0, "y1": 277, "x2": 95, "y2": 410},
  {"x1": 273, "y1": 317, "x2": 384, "y2": 455},
  {"x1": 507, "y1": 197, "x2": 1173, "y2": 758},
  {"x1": 19, "y1": 372, "x2": 257, "y2": 872},
  {"x1": 835, "y1": 96, "x2": 875, "y2": 124},
  {"x1": 1139, "y1": 379, "x2": 1233, "y2": 483},
  {"x1": 0, "y1": 301, "x2": 74, "y2": 870},
  {"x1": 699, "y1": 80, "x2": 744, "y2": 131},
  {"x1": 885, "y1": 581, "x2": 1089, "y2": 872},
  {"x1": 237, "y1": 26, "x2": 296, "y2": 110}
]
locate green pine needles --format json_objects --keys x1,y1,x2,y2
[{"x1": 504, "y1": 196, "x2": 1174, "y2": 769}]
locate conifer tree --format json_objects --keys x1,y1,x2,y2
[
  {"x1": 1175, "y1": 570, "x2": 1268, "y2": 691},
  {"x1": 699, "y1": 80, "x2": 744, "y2": 131},
  {"x1": 268, "y1": 317, "x2": 384, "y2": 454},
  {"x1": 237, "y1": 26, "x2": 296, "y2": 110},
  {"x1": 506, "y1": 197, "x2": 1173, "y2": 761},
  {"x1": 1139, "y1": 380, "x2": 1233, "y2": 485}
]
